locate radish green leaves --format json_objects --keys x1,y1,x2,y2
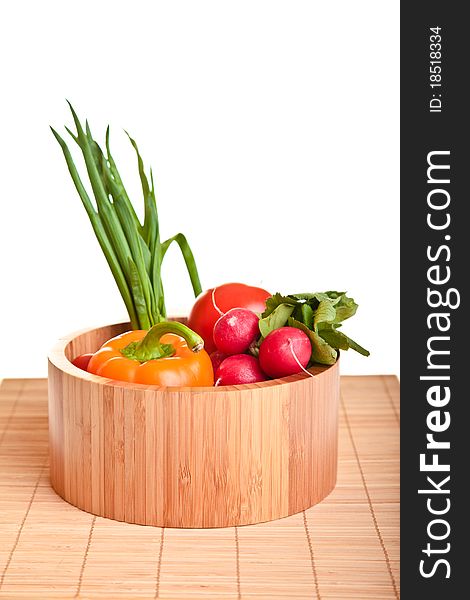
[{"x1": 259, "y1": 291, "x2": 370, "y2": 365}]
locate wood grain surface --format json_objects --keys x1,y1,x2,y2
[
  {"x1": 0, "y1": 376, "x2": 400, "y2": 599},
  {"x1": 48, "y1": 323, "x2": 340, "y2": 528}
]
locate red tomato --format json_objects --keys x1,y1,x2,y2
[
  {"x1": 187, "y1": 283, "x2": 270, "y2": 353},
  {"x1": 71, "y1": 353, "x2": 93, "y2": 371}
]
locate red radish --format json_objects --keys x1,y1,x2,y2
[
  {"x1": 213, "y1": 308, "x2": 260, "y2": 355},
  {"x1": 71, "y1": 353, "x2": 93, "y2": 371},
  {"x1": 259, "y1": 327, "x2": 311, "y2": 378},
  {"x1": 209, "y1": 350, "x2": 228, "y2": 373},
  {"x1": 215, "y1": 354, "x2": 267, "y2": 386}
]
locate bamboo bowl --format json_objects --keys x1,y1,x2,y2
[{"x1": 48, "y1": 321, "x2": 340, "y2": 528}]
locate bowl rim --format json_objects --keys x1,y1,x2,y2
[{"x1": 48, "y1": 321, "x2": 339, "y2": 393}]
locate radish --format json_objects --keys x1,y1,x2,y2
[
  {"x1": 259, "y1": 327, "x2": 311, "y2": 378},
  {"x1": 209, "y1": 350, "x2": 228, "y2": 373},
  {"x1": 215, "y1": 354, "x2": 267, "y2": 386},
  {"x1": 213, "y1": 308, "x2": 260, "y2": 355}
]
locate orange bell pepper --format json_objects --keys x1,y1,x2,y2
[{"x1": 87, "y1": 322, "x2": 214, "y2": 386}]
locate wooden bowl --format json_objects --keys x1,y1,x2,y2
[{"x1": 48, "y1": 322, "x2": 339, "y2": 528}]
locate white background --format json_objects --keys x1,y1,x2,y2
[{"x1": 0, "y1": 0, "x2": 399, "y2": 378}]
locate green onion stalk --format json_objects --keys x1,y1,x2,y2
[{"x1": 51, "y1": 102, "x2": 202, "y2": 330}]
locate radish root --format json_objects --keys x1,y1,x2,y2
[
  {"x1": 211, "y1": 287, "x2": 225, "y2": 317},
  {"x1": 288, "y1": 339, "x2": 314, "y2": 378}
]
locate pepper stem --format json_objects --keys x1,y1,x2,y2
[{"x1": 120, "y1": 321, "x2": 204, "y2": 362}]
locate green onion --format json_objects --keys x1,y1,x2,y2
[{"x1": 51, "y1": 103, "x2": 203, "y2": 329}]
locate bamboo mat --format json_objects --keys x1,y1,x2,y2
[{"x1": 0, "y1": 376, "x2": 399, "y2": 599}]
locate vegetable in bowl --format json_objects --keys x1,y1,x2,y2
[
  {"x1": 258, "y1": 327, "x2": 312, "y2": 378},
  {"x1": 187, "y1": 283, "x2": 270, "y2": 353},
  {"x1": 52, "y1": 105, "x2": 368, "y2": 387},
  {"x1": 257, "y1": 291, "x2": 370, "y2": 366},
  {"x1": 87, "y1": 321, "x2": 214, "y2": 386},
  {"x1": 200, "y1": 290, "x2": 370, "y2": 386},
  {"x1": 51, "y1": 103, "x2": 201, "y2": 330}
]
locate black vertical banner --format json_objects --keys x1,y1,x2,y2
[{"x1": 401, "y1": 3, "x2": 467, "y2": 598}]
